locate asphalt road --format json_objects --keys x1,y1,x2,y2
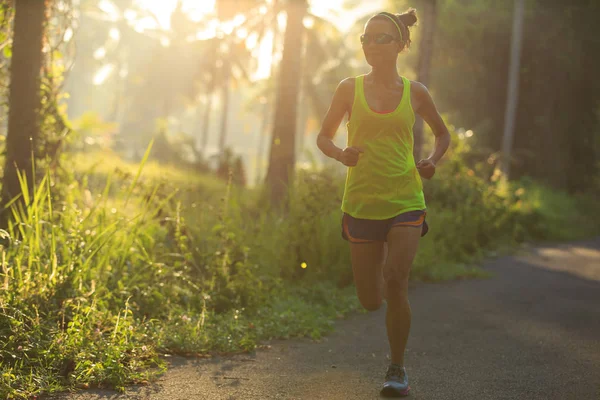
[{"x1": 54, "y1": 237, "x2": 600, "y2": 400}]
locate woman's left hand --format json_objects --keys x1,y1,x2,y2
[{"x1": 417, "y1": 158, "x2": 436, "y2": 179}]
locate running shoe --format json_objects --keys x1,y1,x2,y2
[{"x1": 380, "y1": 364, "x2": 410, "y2": 397}]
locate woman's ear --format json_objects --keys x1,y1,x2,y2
[{"x1": 397, "y1": 41, "x2": 404, "y2": 53}]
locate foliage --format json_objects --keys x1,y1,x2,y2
[
  {"x1": 403, "y1": 0, "x2": 600, "y2": 192},
  {"x1": 413, "y1": 129, "x2": 600, "y2": 280},
  {"x1": 0, "y1": 151, "x2": 358, "y2": 398},
  {"x1": 70, "y1": 111, "x2": 119, "y2": 151},
  {"x1": 0, "y1": 141, "x2": 599, "y2": 398}
]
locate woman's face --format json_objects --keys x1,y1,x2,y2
[{"x1": 361, "y1": 18, "x2": 403, "y2": 67}]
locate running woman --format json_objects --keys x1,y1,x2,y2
[{"x1": 316, "y1": 9, "x2": 451, "y2": 397}]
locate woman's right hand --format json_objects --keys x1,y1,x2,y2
[{"x1": 336, "y1": 146, "x2": 364, "y2": 167}]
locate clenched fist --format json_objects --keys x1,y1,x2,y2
[
  {"x1": 416, "y1": 158, "x2": 436, "y2": 179},
  {"x1": 336, "y1": 146, "x2": 364, "y2": 167}
]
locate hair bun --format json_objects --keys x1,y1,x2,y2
[{"x1": 396, "y1": 8, "x2": 417, "y2": 28}]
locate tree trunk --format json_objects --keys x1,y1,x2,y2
[
  {"x1": 297, "y1": 79, "x2": 308, "y2": 164},
  {"x1": 413, "y1": 0, "x2": 437, "y2": 161},
  {"x1": 107, "y1": 59, "x2": 124, "y2": 123},
  {"x1": 255, "y1": 100, "x2": 269, "y2": 185},
  {"x1": 201, "y1": 92, "x2": 213, "y2": 156},
  {"x1": 218, "y1": 71, "x2": 230, "y2": 153},
  {"x1": 296, "y1": 32, "x2": 310, "y2": 165},
  {"x1": 256, "y1": 9, "x2": 281, "y2": 185},
  {"x1": 1, "y1": 0, "x2": 48, "y2": 225},
  {"x1": 499, "y1": 0, "x2": 525, "y2": 180},
  {"x1": 265, "y1": 0, "x2": 307, "y2": 205}
]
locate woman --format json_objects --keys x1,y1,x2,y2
[{"x1": 316, "y1": 9, "x2": 451, "y2": 397}]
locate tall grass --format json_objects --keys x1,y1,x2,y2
[{"x1": 0, "y1": 152, "x2": 359, "y2": 398}]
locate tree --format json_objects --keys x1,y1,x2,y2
[
  {"x1": 215, "y1": 0, "x2": 352, "y2": 196},
  {"x1": 0, "y1": 4, "x2": 15, "y2": 137},
  {"x1": 200, "y1": 81, "x2": 215, "y2": 156},
  {"x1": 412, "y1": 0, "x2": 437, "y2": 161},
  {"x1": 498, "y1": 0, "x2": 524, "y2": 180},
  {"x1": 215, "y1": 0, "x2": 282, "y2": 168},
  {"x1": 265, "y1": 0, "x2": 308, "y2": 204},
  {"x1": 426, "y1": 0, "x2": 600, "y2": 191},
  {"x1": 194, "y1": 34, "x2": 252, "y2": 156},
  {"x1": 67, "y1": 0, "x2": 148, "y2": 120},
  {"x1": 1, "y1": 0, "x2": 49, "y2": 223}
]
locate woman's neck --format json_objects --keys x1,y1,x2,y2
[{"x1": 369, "y1": 64, "x2": 400, "y2": 86}]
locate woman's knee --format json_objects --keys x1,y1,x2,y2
[
  {"x1": 356, "y1": 287, "x2": 383, "y2": 311},
  {"x1": 360, "y1": 297, "x2": 383, "y2": 312},
  {"x1": 385, "y1": 275, "x2": 409, "y2": 298},
  {"x1": 384, "y1": 267, "x2": 410, "y2": 287}
]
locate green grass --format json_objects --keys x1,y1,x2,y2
[{"x1": 0, "y1": 149, "x2": 598, "y2": 399}]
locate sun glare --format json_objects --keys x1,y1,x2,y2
[
  {"x1": 133, "y1": 0, "x2": 215, "y2": 30},
  {"x1": 93, "y1": 64, "x2": 114, "y2": 85},
  {"x1": 98, "y1": 0, "x2": 384, "y2": 82},
  {"x1": 132, "y1": 0, "x2": 382, "y2": 35},
  {"x1": 254, "y1": 30, "x2": 275, "y2": 80}
]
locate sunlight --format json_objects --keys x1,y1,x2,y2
[
  {"x1": 64, "y1": 27, "x2": 74, "y2": 42},
  {"x1": 93, "y1": 64, "x2": 114, "y2": 85},
  {"x1": 109, "y1": 27, "x2": 120, "y2": 41},
  {"x1": 98, "y1": 0, "x2": 118, "y2": 16},
  {"x1": 132, "y1": 0, "x2": 382, "y2": 34},
  {"x1": 122, "y1": 0, "x2": 384, "y2": 81},
  {"x1": 310, "y1": 0, "x2": 383, "y2": 31},
  {"x1": 253, "y1": 30, "x2": 275, "y2": 80},
  {"x1": 133, "y1": 0, "x2": 215, "y2": 30},
  {"x1": 220, "y1": 14, "x2": 246, "y2": 35},
  {"x1": 93, "y1": 47, "x2": 106, "y2": 60}
]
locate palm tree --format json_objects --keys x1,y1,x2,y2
[
  {"x1": 1, "y1": 0, "x2": 49, "y2": 224},
  {"x1": 95, "y1": 2, "x2": 211, "y2": 157},
  {"x1": 226, "y1": 0, "x2": 353, "y2": 201},
  {"x1": 69, "y1": 0, "x2": 151, "y2": 121},
  {"x1": 264, "y1": 0, "x2": 308, "y2": 203},
  {"x1": 251, "y1": 2, "x2": 281, "y2": 184},
  {"x1": 194, "y1": 32, "x2": 252, "y2": 156}
]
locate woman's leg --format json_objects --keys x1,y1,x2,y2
[
  {"x1": 384, "y1": 225, "x2": 421, "y2": 366},
  {"x1": 350, "y1": 241, "x2": 386, "y2": 311}
]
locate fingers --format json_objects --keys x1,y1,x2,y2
[
  {"x1": 345, "y1": 146, "x2": 364, "y2": 155},
  {"x1": 417, "y1": 159, "x2": 435, "y2": 169},
  {"x1": 339, "y1": 146, "x2": 364, "y2": 167}
]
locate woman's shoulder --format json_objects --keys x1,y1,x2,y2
[
  {"x1": 338, "y1": 77, "x2": 357, "y2": 94},
  {"x1": 408, "y1": 80, "x2": 430, "y2": 95}
]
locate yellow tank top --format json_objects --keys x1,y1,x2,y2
[{"x1": 341, "y1": 75, "x2": 426, "y2": 219}]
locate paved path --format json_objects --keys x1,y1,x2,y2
[{"x1": 55, "y1": 238, "x2": 600, "y2": 400}]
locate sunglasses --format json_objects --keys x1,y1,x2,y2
[{"x1": 360, "y1": 33, "x2": 400, "y2": 45}]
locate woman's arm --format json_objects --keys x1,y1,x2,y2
[
  {"x1": 412, "y1": 82, "x2": 451, "y2": 178},
  {"x1": 316, "y1": 79, "x2": 364, "y2": 167}
]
